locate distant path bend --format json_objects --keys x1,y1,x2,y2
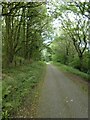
[{"x1": 36, "y1": 64, "x2": 88, "y2": 118}]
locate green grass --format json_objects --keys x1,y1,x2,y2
[
  {"x1": 53, "y1": 62, "x2": 89, "y2": 81},
  {"x1": 2, "y1": 61, "x2": 46, "y2": 118}
]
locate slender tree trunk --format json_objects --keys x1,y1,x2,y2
[
  {"x1": 5, "y1": 15, "x2": 11, "y2": 66},
  {"x1": 79, "y1": 54, "x2": 83, "y2": 71},
  {"x1": 4, "y1": 4, "x2": 14, "y2": 67}
]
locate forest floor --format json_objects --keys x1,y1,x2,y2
[
  {"x1": 33, "y1": 64, "x2": 88, "y2": 118},
  {"x1": 2, "y1": 61, "x2": 46, "y2": 118}
]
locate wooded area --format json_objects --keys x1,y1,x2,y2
[
  {"x1": 2, "y1": 2, "x2": 51, "y2": 67},
  {"x1": 1, "y1": 0, "x2": 90, "y2": 73},
  {"x1": 1, "y1": 0, "x2": 90, "y2": 118},
  {"x1": 2, "y1": 1, "x2": 89, "y2": 72},
  {"x1": 49, "y1": 0, "x2": 90, "y2": 73}
]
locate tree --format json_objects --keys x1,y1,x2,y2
[
  {"x1": 51, "y1": 0, "x2": 89, "y2": 71},
  {"x1": 2, "y1": 2, "x2": 49, "y2": 67}
]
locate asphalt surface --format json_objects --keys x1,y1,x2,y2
[{"x1": 36, "y1": 64, "x2": 88, "y2": 118}]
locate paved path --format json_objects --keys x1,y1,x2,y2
[{"x1": 36, "y1": 64, "x2": 88, "y2": 118}]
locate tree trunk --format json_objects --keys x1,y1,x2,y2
[{"x1": 79, "y1": 54, "x2": 83, "y2": 71}]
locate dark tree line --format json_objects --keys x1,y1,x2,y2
[{"x1": 2, "y1": 2, "x2": 49, "y2": 67}]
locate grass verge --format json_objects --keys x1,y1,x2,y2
[
  {"x1": 53, "y1": 62, "x2": 89, "y2": 81},
  {"x1": 2, "y1": 61, "x2": 46, "y2": 118}
]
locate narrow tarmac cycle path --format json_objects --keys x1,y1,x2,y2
[{"x1": 36, "y1": 64, "x2": 88, "y2": 118}]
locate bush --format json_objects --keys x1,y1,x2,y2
[{"x1": 69, "y1": 57, "x2": 80, "y2": 69}]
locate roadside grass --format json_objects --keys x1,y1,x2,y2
[
  {"x1": 2, "y1": 61, "x2": 46, "y2": 118},
  {"x1": 53, "y1": 62, "x2": 89, "y2": 81}
]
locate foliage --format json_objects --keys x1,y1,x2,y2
[
  {"x1": 1, "y1": 1, "x2": 90, "y2": 118},
  {"x1": 50, "y1": 0, "x2": 89, "y2": 73},
  {"x1": 2, "y1": 61, "x2": 45, "y2": 118},
  {"x1": 53, "y1": 62, "x2": 89, "y2": 81},
  {"x1": 2, "y1": 2, "x2": 50, "y2": 67}
]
